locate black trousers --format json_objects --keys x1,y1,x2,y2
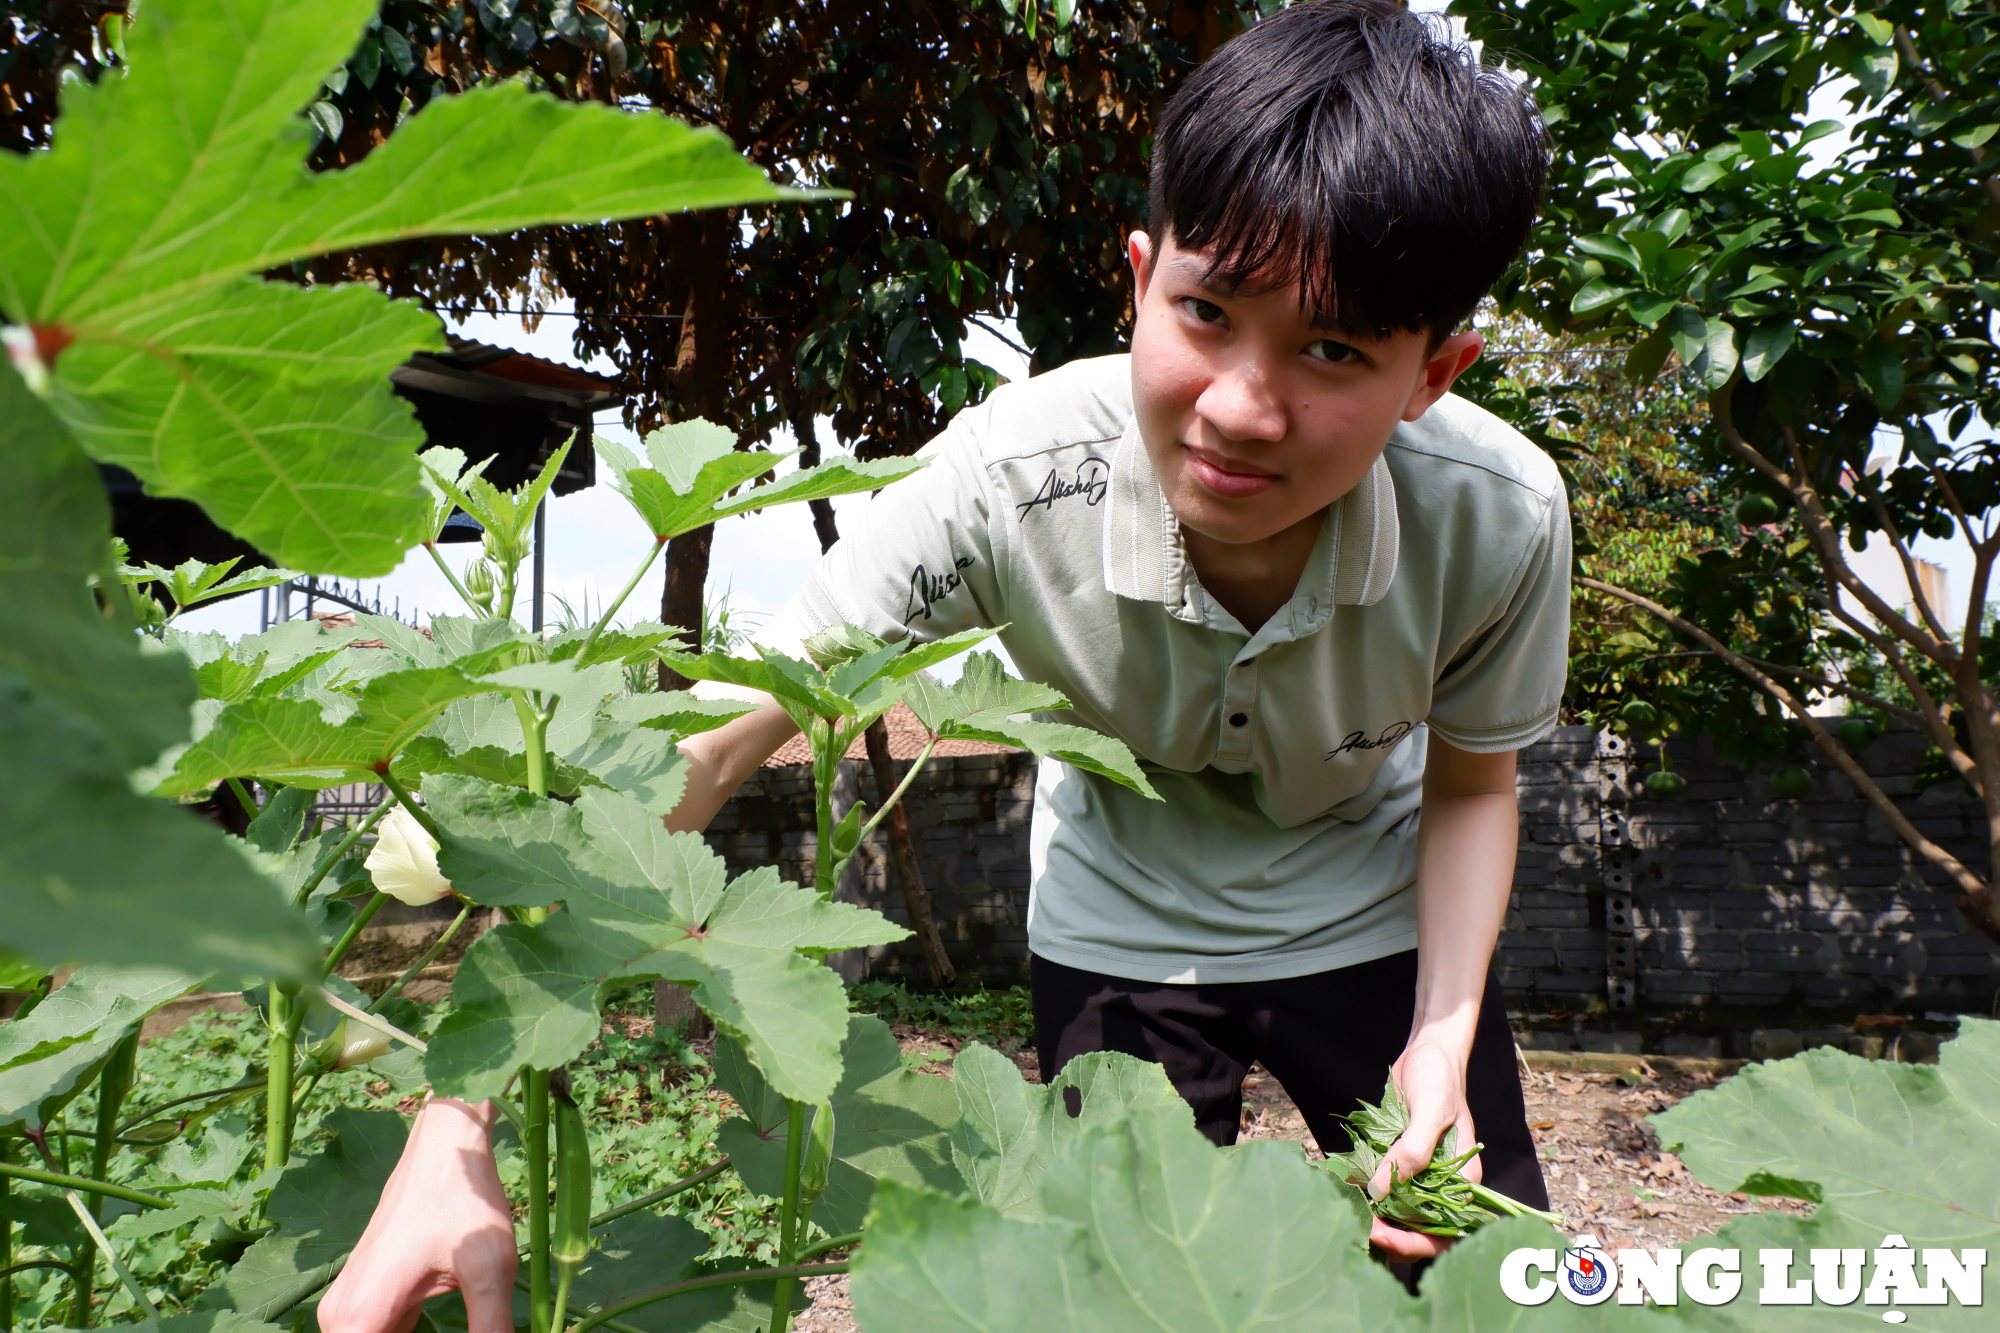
[{"x1": 1031, "y1": 949, "x2": 1549, "y2": 1210}]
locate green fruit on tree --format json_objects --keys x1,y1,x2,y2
[
  {"x1": 1734, "y1": 494, "x2": 1781, "y2": 526},
  {"x1": 1836, "y1": 718, "x2": 1873, "y2": 748},
  {"x1": 1618, "y1": 699, "x2": 1659, "y2": 729},
  {"x1": 1644, "y1": 769, "x2": 1686, "y2": 797},
  {"x1": 1846, "y1": 665, "x2": 1878, "y2": 691},
  {"x1": 1770, "y1": 765, "x2": 1813, "y2": 799},
  {"x1": 1756, "y1": 611, "x2": 1800, "y2": 642}
]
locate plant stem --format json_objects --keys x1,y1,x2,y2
[
  {"x1": 811, "y1": 720, "x2": 841, "y2": 899},
  {"x1": 2, "y1": 1136, "x2": 14, "y2": 1333},
  {"x1": 426, "y1": 543, "x2": 485, "y2": 617},
  {"x1": 320, "y1": 892, "x2": 389, "y2": 979},
  {"x1": 378, "y1": 769, "x2": 442, "y2": 841},
  {"x1": 513, "y1": 694, "x2": 550, "y2": 798},
  {"x1": 264, "y1": 984, "x2": 298, "y2": 1172},
  {"x1": 523, "y1": 1068, "x2": 552, "y2": 1333},
  {"x1": 767, "y1": 1101, "x2": 808, "y2": 1333},
  {"x1": 225, "y1": 777, "x2": 260, "y2": 818},
  {"x1": 498, "y1": 552, "x2": 519, "y2": 623},
  {"x1": 366, "y1": 905, "x2": 471, "y2": 1013},
  {"x1": 72, "y1": 1035, "x2": 138, "y2": 1326},
  {"x1": 588, "y1": 1160, "x2": 730, "y2": 1230},
  {"x1": 1467, "y1": 1182, "x2": 1566, "y2": 1227},
  {"x1": 574, "y1": 1264, "x2": 848, "y2": 1333},
  {"x1": 0, "y1": 1260, "x2": 79, "y2": 1282},
  {"x1": 117, "y1": 1079, "x2": 266, "y2": 1135},
  {"x1": 577, "y1": 539, "x2": 668, "y2": 663},
  {"x1": 795, "y1": 1233, "x2": 861, "y2": 1263},
  {"x1": 0, "y1": 1164, "x2": 172, "y2": 1212},
  {"x1": 312, "y1": 985, "x2": 427, "y2": 1054},
  {"x1": 292, "y1": 794, "x2": 396, "y2": 909},
  {"x1": 855, "y1": 736, "x2": 937, "y2": 844},
  {"x1": 58, "y1": 1190, "x2": 156, "y2": 1331}
]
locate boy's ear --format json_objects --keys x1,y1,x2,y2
[
  {"x1": 1128, "y1": 231, "x2": 1156, "y2": 304},
  {"x1": 1400, "y1": 331, "x2": 1484, "y2": 422}
]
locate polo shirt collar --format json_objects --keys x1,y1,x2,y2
[{"x1": 1101, "y1": 419, "x2": 1400, "y2": 630}]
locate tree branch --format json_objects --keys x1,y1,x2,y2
[
  {"x1": 1857, "y1": 474, "x2": 1953, "y2": 645},
  {"x1": 1578, "y1": 576, "x2": 2000, "y2": 931}
]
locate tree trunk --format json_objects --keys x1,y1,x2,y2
[
  {"x1": 655, "y1": 524, "x2": 714, "y2": 691},
  {"x1": 864, "y1": 717, "x2": 956, "y2": 987}
]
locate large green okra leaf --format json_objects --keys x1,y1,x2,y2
[
  {"x1": 1644, "y1": 1017, "x2": 2000, "y2": 1330},
  {"x1": 904, "y1": 652, "x2": 1160, "y2": 798},
  {"x1": 948, "y1": 1045, "x2": 1190, "y2": 1222},
  {"x1": 0, "y1": 965, "x2": 196, "y2": 1135},
  {"x1": 855, "y1": 1112, "x2": 1413, "y2": 1333},
  {"x1": 717, "y1": 1015, "x2": 962, "y2": 1234},
  {"x1": 213, "y1": 1109, "x2": 406, "y2": 1320},
  {"x1": 0, "y1": 364, "x2": 317, "y2": 977},
  {"x1": 600, "y1": 422, "x2": 926, "y2": 544},
  {"x1": 152, "y1": 666, "x2": 507, "y2": 795},
  {"x1": 0, "y1": 0, "x2": 807, "y2": 573},
  {"x1": 423, "y1": 778, "x2": 906, "y2": 1103}
]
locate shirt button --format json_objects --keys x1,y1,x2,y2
[{"x1": 1229, "y1": 712, "x2": 1249, "y2": 727}]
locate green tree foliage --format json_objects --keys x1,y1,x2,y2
[
  {"x1": 272, "y1": 0, "x2": 1257, "y2": 650},
  {"x1": 1463, "y1": 0, "x2": 2000, "y2": 939}
]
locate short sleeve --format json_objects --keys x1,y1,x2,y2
[
  {"x1": 1423, "y1": 488, "x2": 1571, "y2": 753},
  {"x1": 753, "y1": 422, "x2": 1006, "y2": 658}
]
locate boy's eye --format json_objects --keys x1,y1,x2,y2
[
  {"x1": 1178, "y1": 297, "x2": 1226, "y2": 325},
  {"x1": 1305, "y1": 338, "x2": 1362, "y2": 365}
]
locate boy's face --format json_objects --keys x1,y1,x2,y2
[{"x1": 1127, "y1": 231, "x2": 1483, "y2": 547}]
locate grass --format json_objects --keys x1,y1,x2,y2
[
  {"x1": 1, "y1": 979, "x2": 1031, "y2": 1328},
  {"x1": 847, "y1": 979, "x2": 1034, "y2": 1052}
]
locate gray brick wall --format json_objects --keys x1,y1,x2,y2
[{"x1": 710, "y1": 726, "x2": 2000, "y2": 1015}]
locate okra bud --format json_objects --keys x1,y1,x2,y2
[{"x1": 800, "y1": 1102, "x2": 835, "y2": 1208}]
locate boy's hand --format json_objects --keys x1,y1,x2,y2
[
  {"x1": 318, "y1": 1098, "x2": 517, "y2": 1333},
  {"x1": 1366, "y1": 1038, "x2": 1477, "y2": 1261}
]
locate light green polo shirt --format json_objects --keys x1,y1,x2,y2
[{"x1": 751, "y1": 353, "x2": 1571, "y2": 983}]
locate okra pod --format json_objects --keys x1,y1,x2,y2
[{"x1": 549, "y1": 1069, "x2": 591, "y2": 1333}]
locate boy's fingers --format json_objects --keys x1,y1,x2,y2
[{"x1": 460, "y1": 1259, "x2": 519, "y2": 1333}]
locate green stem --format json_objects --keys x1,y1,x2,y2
[
  {"x1": 854, "y1": 736, "x2": 938, "y2": 844},
  {"x1": 264, "y1": 985, "x2": 298, "y2": 1172},
  {"x1": 378, "y1": 769, "x2": 441, "y2": 842},
  {"x1": 0, "y1": 1260, "x2": 80, "y2": 1282},
  {"x1": 312, "y1": 986, "x2": 428, "y2": 1054},
  {"x1": 550, "y1": 1266, "x2": 577, "y2": 1333},
  {"x1": 573, "y1": 1264, "x2": 847, "y2": 1333},
  {"x1": 497, "y1": 554, "x2": 519, "y2": 623},
  {"x1": 523, "y1": 1068, "x2": 552, "y2": 1333},
  {"x1": 795, "y1": 1233, "x2": 861, "y2": 1263},
  {"x1": 576, "y1": 539, "x2": 668, "y2": 663},
  {"x1": 117, "y1": 1079, "x2": 266, "y2": 1135},
  {"x1": 425, "y1": 543, "x2": 485, "y2": 618},
  {"x1": 1467, "y1": 1181, "x2": 1567, "y2": 1227},
  {"x1": 366, "y1": 905, "x2": 472, "y2": 1013},
  {"x1": 512, "y1": 694, "x2": 550, "y2": 799},
  {"x1": 511, "y1": 1274, "x2": 648, "y2": 1333},
  {"x1": 589, "y1": 1160, "x2": 731, "y2": 1230},
  {"x1": 767, "y1": 1101, "x2": 808, "y2": 1333},
  {"x1": 292, "y1": 794, "x2": 396, "y2": 909},
  {"x1": 225, "y1": 777, "x2": 260, "y2": 818},
  {"x1": 320, "y1": 892, "x2": 389, "y2": 979},
  {"x1": 811, "y1": 721, "x2": 841, "y2": 899},
  {"x1": 58, "y1": 1190, "x2": 156, "y2": 1330},
  {"x1": 73, "y1": 1035, "x2": 138, "y2": 1326},
  {"x1": 2, "y1": 1136, "x2": 14, "y2": 1333},
  {"x1": 0, "y1": 1164, "x2": 172, "y2": 1212}
]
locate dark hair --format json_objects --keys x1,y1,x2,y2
[{"x1": 1148, "y1": 0, "x2": 1547, "y2": 341}]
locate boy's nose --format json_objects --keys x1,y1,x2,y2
[{"x1": 1195, "y1": 361, "x2": 1287, "y2": 444}]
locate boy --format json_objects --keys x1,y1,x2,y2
[{"x1": 322, "y1": 4, "x2": 1561, "y2": 1328}]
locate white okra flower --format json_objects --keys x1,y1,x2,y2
[{"x1": 365, "y1": 805, "x2": 454, "y2": 906}]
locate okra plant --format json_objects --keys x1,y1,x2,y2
[{"x1": 5, "y1": 4, "x2": 1999, "y2": 1333}]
